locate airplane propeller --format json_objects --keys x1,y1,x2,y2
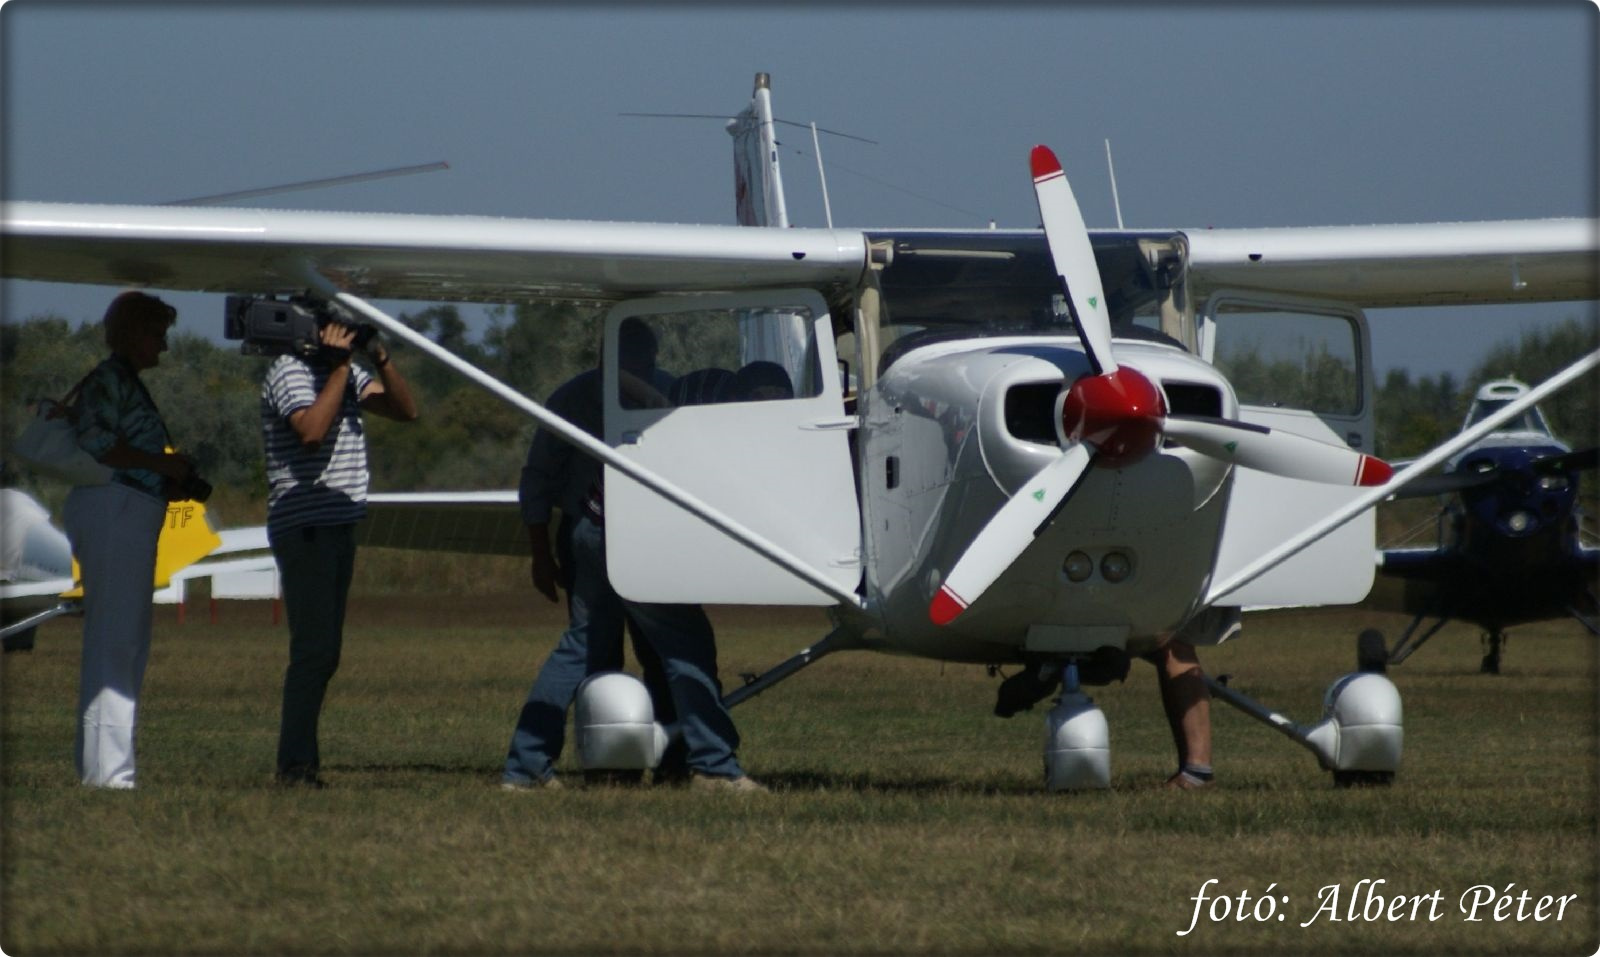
[{"x1": 929, "y1": 146, "x2": 1394, "y2": 626}]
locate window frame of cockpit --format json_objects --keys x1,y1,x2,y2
[
  {"x1": 1464, "y1": 397, "x2": 1552, "y2": 436},
  {"x1": 851, "y1": 231, "x2": 1194, "y2": 381},
  {"x1": 1199, "y1": 290, "x2": 1377, "y2": 453}
]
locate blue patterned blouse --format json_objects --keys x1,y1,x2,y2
[{"x1": 72, "y1": 356, "x2": 170, "y2": 499}]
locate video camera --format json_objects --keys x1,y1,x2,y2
[{"x1": 223, "y1": 295, "x2": 377, "y2": 358}]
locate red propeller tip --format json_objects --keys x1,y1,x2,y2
[
  {"x1": 929, "y1": 585, "x2": 968, "y2": 626},
  {"x1": 1357, "y1": 456, "x2": 1394, "y2": 486},
  {"x1": 1030, "y1": 145, "x2": 1063, "y2": 181}
]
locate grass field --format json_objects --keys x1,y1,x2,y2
[{"x1": 2, "y1": 593, "x2": 1595, "y2": 955}]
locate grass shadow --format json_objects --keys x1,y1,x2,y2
[{"x1": 756, "y1": 768, "x2": 1043, "y2": 796}]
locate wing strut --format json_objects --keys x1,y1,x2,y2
[
  {"x1": 721, "y1": 625, "x2": 864, "y2": 709},
  {"x1": 0, "y1": 602, "x2": 80, "y2": 642},
  {"x1": 301, "y1": 272, "x2": 865, "y2": 610},
  {"x1": 1204, "y1": 346, "x2": 1600, "y2": 607}
]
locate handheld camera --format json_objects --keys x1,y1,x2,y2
[{"x1": 224, "y1": 295, "x2": 376, "y2": 358}]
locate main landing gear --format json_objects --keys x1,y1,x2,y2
[
  {"x1": 575, "y1": 623, "x2": 1403, "y2": 791},
  {"x1": 1386, "y1": 612, "x2": 1511, "y2": 675},
  {"x1": 1011, "y1": 633, "x2": 1404, "y2": 791},
  {"x1": 572, "y1": 626, "x2": 866, "y2": 776},
  {"x1": 1207, "y1": 629, "x2": 1403, "y2": 788},
  {"x1": 1480, "y1": 630, "x2": 1505, "y2": 675}
]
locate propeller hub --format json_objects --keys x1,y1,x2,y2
[{"x1": 1059, "y1": 367, "x2": 1166, "y2": 468}]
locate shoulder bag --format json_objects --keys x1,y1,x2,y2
[{"x1": 12, "y1": 376, "x2": 115, "y2": 487}]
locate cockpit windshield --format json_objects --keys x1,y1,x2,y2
[
  {"x1": 1465, "y1": 398, "x2": 1551, "y2": 435},
  {"x1": 863, "y1": 230, "x2": 1191, "y2": 375}
]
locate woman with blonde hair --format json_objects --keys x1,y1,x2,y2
[{"x1": 65, "y1": 290, "x2": 197, "y2": 789}]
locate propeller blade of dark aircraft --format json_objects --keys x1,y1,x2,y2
[
  {"x1": 1164, "y1": 416, "x2": 1393, "y2": 486},
  {"x1": 1387, "y1": 471, "x2": 1501, "y2": 499},
  {"x1": 1031, "y1": 145, "x2": 1117, "y2": 376},
  {"x1": 931, "y1": 444, "x2": 1095, "y2": 625},
  {"x1": 1534, "y1": 446, "x2": 1599, "y2": 473}
]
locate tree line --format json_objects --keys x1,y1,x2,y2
[
  {"x1": 0, "y1": 301, "x2": 606, "y2": 520},
  {"x1": 2, "y1": 306, "x2": 1594, "y2": 522}
]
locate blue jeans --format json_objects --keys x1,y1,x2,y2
[
  {"x1": 270, "y1": 522, "x2": 357, "y2": 777},
  {"x1": 504, "y1": 515, "x2": 743, "y2": 782}
]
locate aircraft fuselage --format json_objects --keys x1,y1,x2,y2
[{"x1": 857, "y1": 336, "x2": 1235, "y2": 662}]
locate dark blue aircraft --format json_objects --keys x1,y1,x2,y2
[{"x1": 1370, "y1": 379, "x2": 1598, "y2": 673}]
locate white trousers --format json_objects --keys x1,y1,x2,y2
[{"x1": 63, "y1": 483, "x2": 165, "y2": 789}]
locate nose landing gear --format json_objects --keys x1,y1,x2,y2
[{"x1": 1043, "y1": 661, "x2": 1112, "y2": 791}]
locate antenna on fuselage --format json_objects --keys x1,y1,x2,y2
[
  {"x1": 810, "y1": 121, "x2": 833, "y2": 229},
  {"x1": 1104, "y1": 139, "x2": 1125, "y2": 229}
]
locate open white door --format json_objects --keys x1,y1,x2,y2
[
  {"x1": 602, "y1": 289, "x2": 861, "y2": 604},
  {"x1": 1202, "y1": 292, "x2": 1379, "y2": 608}
]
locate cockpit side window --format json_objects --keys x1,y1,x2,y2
[
  {"x1": 1210, "y1": 305, "x2": 1363, "y2": 416},
  {"x1": 614, "y1": 306, "x2": 822, "y2": 410}
]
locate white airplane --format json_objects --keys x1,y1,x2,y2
[
  {"x1": 0, "y1": 488, "x2": 275, "y2": 650},
  {"x1": 4, "y1": 75, "x2": 1596, "y2": 787}
]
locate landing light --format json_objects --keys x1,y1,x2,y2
[
  {"x1": 1505, "y1": 511, "x2": 1534, "y2": 533},
  {"x1": 1063, "y1": 551, "x2": 1094, "y2": 583},
  {"x1": 1101, "y1": 551, "x2": 1133, "y2": 583}
]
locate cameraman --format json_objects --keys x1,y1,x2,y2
[{"x1": 260, "y1": 317, "x2": 417, "y2": 788}]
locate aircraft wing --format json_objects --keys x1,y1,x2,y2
[
  {"x1": 0, "y1": 202, "x2": 869, "y2": 303},
  {"x1": 172, "y1": 553, "x2": 279, "y2": 582},
  {"x1": 1377, "y1": 546, "x2": 1460, "y2": 582},
  {"x1": 1184, "y1": 219, "x2": 1598, "y2": 307},
  {"x1": 357, "y1": 491, "x2": 523, "y2": 557},
  {"x1": 0, "y1": 577, "x2": 75, "y2": 601},
  {"x1": 212, "y1": 526, "x2": 270, "y2": 556},
  {"x1": 6, "y1": 202, "x2": 1593, "y2": 309},
  {"x1": 0, "y1": 576, "x2": 79, "y2": 642}
]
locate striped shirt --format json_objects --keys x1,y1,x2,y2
[
  {"x1": 73, "y1": 356, "x2": 171, "y2": 500},
  {"x1": 261, "y1": 355, "x2": 373, "y2": 536}
]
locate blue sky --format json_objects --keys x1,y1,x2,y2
[{"x1": 3, "y1": 2, "x2": 1595, "y2": 378}]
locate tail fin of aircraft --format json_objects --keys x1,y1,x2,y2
[
  {"x1": 151, "y1": 499, "x2": 224, "y2": 588},
  {"x1": 64, "y1": 497, "x2": 222, "y2": 597},
  {"x1": 727, "y1": 72, "x2": 789, "y2": 228}
]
